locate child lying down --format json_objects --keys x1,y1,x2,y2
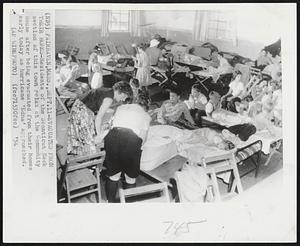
[{"x1": 148, "y1": 125, "x2": 238, "y2": 151}]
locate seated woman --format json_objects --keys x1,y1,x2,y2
[
  {"x1": 220, "y1": 71, "x2": 245, "y2": 113},
  {"x1": 67, "y1": 81, "x2": 133, "y2": 156},
  {"x1": 104, "y1": 94, "x2": 152, "y2": 202},
  {"x1": 56, "y1": 51, "x2": 90, "y2": 97},
  {"x1": 157, "y1": 87, "x2": 197, "y2": 130},
  {"x1": 184, "y1": 84, "x2": 208, "y2": 126}
]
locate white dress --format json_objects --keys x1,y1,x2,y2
[
  {"x1": 90, "y1": 63, "x2": 103, "y2": 89},
  {"x1": 135, "y1": 52, "x2": 151, "y2": 87}
]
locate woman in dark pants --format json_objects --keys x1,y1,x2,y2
[{"x1": 104, "y1": 94, "x2": 152, "y2": 203}]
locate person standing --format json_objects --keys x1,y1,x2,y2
[
  {"x1": 67, "y1": 81, "x2": 133, "y2": 156},
  {"x1": 134, "y1": 43, "x2": 151, "y2": 88},
  {"x1": 104, "y1": 95, "x2": 152, "y2": 202}
]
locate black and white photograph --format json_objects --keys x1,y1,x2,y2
[
  {"x1": 3, "y1": 2, "x2": 296, "y2": 243},
  {"x1": 55, "y1": 7, "x2": 284, "y2": 204}
]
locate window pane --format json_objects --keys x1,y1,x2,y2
[
  {"x1": 109, "y1": 10, "x2": 129, "y2": 32},
  {"x1": 120, "y1": 14, "x2": 128, "y2": 22},
  {"x1": 120, "y1": 23, "x2": 128, "y2": 31},
  {"x1": 111, "y1": 23, "x2": 119, "y2": 31}
]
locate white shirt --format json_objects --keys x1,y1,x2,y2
[
  {"x1": 229, "y1": 79, "x2": 245, "y2": 98},
  {"x1": 185, "y1": 93, "x2": 208, "y2": 110},
  {"x1": 205, "y1": 102, "x2": 214, "y2": 115},
  {"x1": 113, "y1": 104, "x2": 151, "y2": 140}
]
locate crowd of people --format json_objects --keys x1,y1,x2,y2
[{"x1": 56, "y1": 35, "x2": 282, "y2": 202}]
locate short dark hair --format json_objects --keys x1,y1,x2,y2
[
  {"x1": 113, "y1": 81, "x2": 133, "y2": 98},
  {"x1": 224, "y1": 140, "x2": 235, "y2": 150},
  {"x1": 167, "y1": 86, "x2": 181, "y2": 96},
  {"x1": 209, "y1": 90, "x2": 220, "y2": 98},
  {"x1": 137, "y1": 43, "x2": 147, "y2": 51},
  {"x1": 136, "y1": 93, "x2": 150, "y2": 111},
  {"x1": 191, "y1": 83, "x2": 202, "y2": 92}
]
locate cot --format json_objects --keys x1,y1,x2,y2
[{"x1": 202, "y1": 109, "x2": 283, "y2": 165}]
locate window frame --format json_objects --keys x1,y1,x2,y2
[{"x1": 109, "y1": 10, "x2": 130, "y2": 33}]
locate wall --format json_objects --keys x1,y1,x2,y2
[
  {"x1": 55, "y1": 10, "x2": 102, "y2": 27},
  {"x1": 55, "y1": 9, "x2": 281, "y2": 60}
]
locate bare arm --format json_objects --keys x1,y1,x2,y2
[
  {"x1": 95, "y1": 97, "x2": 113, "y2": 136},
  {"x1": 183, "y1": 104, "x2": 195, "y2": 125}
]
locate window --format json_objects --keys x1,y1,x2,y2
[
  {"x1": 206, "y1": 11, "x2": 235, "y2": 42},
  {"x1": 109, "y1": 10, "x2": 129, "y2": 32}
]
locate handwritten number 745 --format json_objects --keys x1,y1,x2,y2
[{"x1": 163, "y1": 220, "x2": 207, "y2": 235}]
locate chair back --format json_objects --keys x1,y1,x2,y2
[{"x1": 119, "y1": 182, "x2": 171, "y2": 203}]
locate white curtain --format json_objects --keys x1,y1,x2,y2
[
  {"x1": 101, "y1": 10, "x2": 110, "y2": 37},
  {"x1": 193, "y1": 11, "x2": 209, "y2": 42},
  {"x1": 228, "y1": 12, "x2": 238, "y2": 46},
  {"x1": 129, "y1": 10, "x2": 142, "y2": 37}
]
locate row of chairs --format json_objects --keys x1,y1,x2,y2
[{"x1": 57, "y1": 143, "x2": 250, "y2": 203}]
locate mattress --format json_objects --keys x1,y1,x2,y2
[{"x1": 140, "y1": 135, "x2": 178, "y2": 171}]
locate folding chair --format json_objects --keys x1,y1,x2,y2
[
  {"x1": 200, "y1": 152, "x2": 243, "y2": 202},
  {"x1": 227, "y1": 140, "x2": 263, "y2": 192},
  {"x1": 64, "y1": 151, "x2": 106, "y2": 203},
  {"x1": 119, "y1": 182, "x2": 171, "y2": 203},
  {"x1": 150, "y1": 66, "x2": 169, "y2": 86},
  {"x1": 55, "y1": 88, "x2": 70, "y2": 116}
]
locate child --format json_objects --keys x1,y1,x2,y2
[
  {"x1": 88, "y1": 53, "x2": 103, "y2": 89},
  {"x1": 134, "y1": 43, "x2": 151, "y2": 88},
  {"x1": 158, "y1": 87, "x2": 197, "y2": 129},
  {"x1": 184, "y1": 84, "x2": 208, "y2": 126},
  {"x1": 205, "y1": 91, "x2": 221, "y2": 118},
  {"x1": 220, "y1": 71, "x2": 245, "y2": 112},
  {"x1": 129, "y1": 78, "x2": 151, "y2": 106}
]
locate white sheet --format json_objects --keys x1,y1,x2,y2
[
  {"x1": 141, "y1": 125, "x2": 235, "y2": 183},
  {"x1": 140, "y1": 135, "x2": 178, "y2": 171}
]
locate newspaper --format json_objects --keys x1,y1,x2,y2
[{"x1": 3, "y1": 3, "x2": 297, "y2": 243}]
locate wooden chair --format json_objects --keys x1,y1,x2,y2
[
  {"x1": 119, "y1": 182, "x2": 171, "y2": 203},
  {"x1": 64, "y1": 151, "x2": 106, "y2": 203},
  {"x1": 55, "y1": 88, "x2": 70, "y2": 116},
  {"x1": 57, "y1": 144, "x2": 68, "y2": 202},
  {"x1": 200, "y1": 152, "x2": 243, "y2": 202}
]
